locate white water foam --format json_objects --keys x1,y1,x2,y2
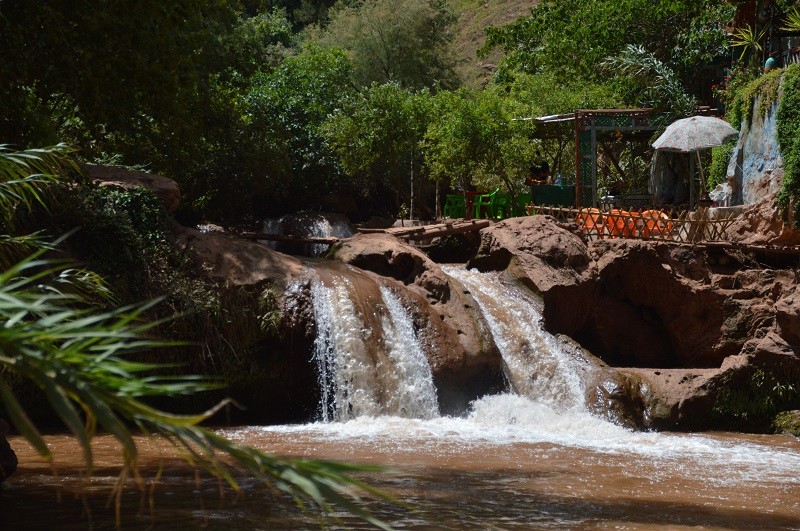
[
  {"x1": 311, "y1": 274, "x2": 382, "y2": 421},
  {"x1": 233, "y1": 393, "x2": 800, "y2": 486},
  {"x1": 309, "y1": 272, "x2": 439, "y2": 421},
  {"x1": 443, "y1": 266, "x2": 585, "y2": 409},
  {"x1": 260, "y1": 218, "x2": 283, "y2": 250},
  {"x1": 379, "y1": 286, "x2": 439, "y2": 419},
  {"x1": 277, "y1": 266, "x2": 800, "y2": 489}
]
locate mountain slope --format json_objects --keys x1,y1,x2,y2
[{"x1": 450, "y1": 0, "x2": 540, "y2": 87}]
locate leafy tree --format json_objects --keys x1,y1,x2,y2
[
  {"x1": 1, "y1": 0, "x2": 238, "y2": 146},
  {"x1": 0, "y1": 145, "x2": 390, "y2": 527},
  {"x1": 501, "y1": 72, "x2": 622, "y2": 179},
  {"x1": 246, "y1": 45, "x2": 357, "y2": 213},
  {"x1": 323, "y1": 83, "x2": 432, "y2": 215},
  {"x1": 313, "y1": 0, "x2": 460, "y2": 90},
  {"x1": 424, "y1": 89, "x2": 535, "y2": 194},
  {"x1": 0, "y1": 1, "x2": 299, "y2": 223},
  {"x1": 602, "y1": 44, "x2": 697, "y2": 121},
  {"x1": 481, "y1": 0, "x2": 733, "y2": 93}
]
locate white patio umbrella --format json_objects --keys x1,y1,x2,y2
[{"x1": 652, "y1": 116, "x2": 738, "y2": 207}]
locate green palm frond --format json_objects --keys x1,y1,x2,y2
[
  {"x1": 782, "y1": 8, "x2": 800, "y2": 33},
  {"x1": 0, "y1": 145, "x2": 393, "y2": 526},
  {"x1": 0, "y1": 253, "x2": 393, "y2": 527},
  {"x1": 0, "y1": 233, "x2": 59, "y2": 270},
  {"x1": 602, "y1": 44, "x2": 697, "y2": 120},
  {"x1": 731, "y1": 25, "x2": 765, "y2": 63},
  {"x1": 0, "y1": 143, "x2": 81, "y2": 231}
]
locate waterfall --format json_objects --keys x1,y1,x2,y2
[
  {"x1": 263, "y1": 213, "x2": 354, "y2": 257},
  {"x1": 444, "y1": 266, "x2": 586, "y2": 410},
  {"x1": 379, "y1": 286, "x2": 438, "y2": 419},
  {"x1": 308, "y1": 269, "x2": 438, "y2": 421},
  {"x1": 261, "y1": 218, "x2": 283, "y2": 250}
]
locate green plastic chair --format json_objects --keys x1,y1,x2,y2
[
  {"x1": 473, "y1": 189, "x2": 499, "y2": 219},
  {"x1": 494, "y1": 193, "x2": 511, "y2": 219},
  {"x1": 443, "y1": 194, "x2": 466, "y2": 218},
  {"x1": 515, "y1": 193, "x2": 532, "y2": 216}
]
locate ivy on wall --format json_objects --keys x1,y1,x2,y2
[
  {"x1": 717, "y1": 63, "x2": 800, "y2": 226},
  {"x1": 776, "y1": 64, "x2": 800, "y2": 226}
]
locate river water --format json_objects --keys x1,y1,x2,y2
[
  {"x1": 4, "y1": 403, "x2": 800, "y2": 530},
  {"x1": 3, "y1": 268, "x2": 800, "y2": 529}
]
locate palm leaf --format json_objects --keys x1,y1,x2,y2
[
  {"x1": 782, "y1": 8, "x2": 800, "y2": 33},
  {"x1": 731, "y1": 25, "x2": 765, "y2": 63},
  {"x1": 0, "y1": 145, "x2": 393, "y2": 526}
]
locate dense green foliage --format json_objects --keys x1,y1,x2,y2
[
  {"x1": 777, "y1": 64, "x2": 800, "y2": 226},
  {"x1": 0, "y1": 146, "x2": 390, "y2": 526},
  {"x1": 323, "y1": 83, "x2": 432, "y2": 212},
  {"x1": 481, "y1": 0, "x2": 732, "y2": 111},
  {"x1": 1, "y1": 0, "x2": 742, "y2": 221},
  {"x1": 713, "y1": 369, "x2": 799, "y2": 431},
  {"x1": 245, "y1": 45, "x2": 357, "y2": 213},
  {"x1": 313, "y1": 0, "x2": 459, "y2": 89}
]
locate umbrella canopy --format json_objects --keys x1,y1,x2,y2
[{"x1": 651, "y1": 116, "x2": 738, "y2": 153}]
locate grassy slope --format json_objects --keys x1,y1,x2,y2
[{"x1": 449, "y1": 0, "x2": 540, "y2": 88}]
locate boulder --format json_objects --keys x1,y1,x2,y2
[
  {"x1": 468, "y1": 216, "x2": 592, "y2": 291},
  {"x1": 467, "y1": 216, "x2": 596, "y2": 338},
  {"x1": 613, "y1": 331, "x2": 800, "y2": 431},
  {"x1": 329, "y1": 233, "x2": 450, "y2": 303},
  {"x1": 173, "y1": 225, "x2": 306, "y2": 287},
  {"x1": 328, "y1": 232, "x2": 504, "y2": 411},
  {"x1": 172, "y1": 226, "x2": 320, "y2": 422},
  {"x1": 724, "y1": 192, "x2": 800, "y2": 245},
  {"x1": 83, "y1": 163, "x2": 181, "y2": 212}
]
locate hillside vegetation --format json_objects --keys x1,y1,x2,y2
[
  {"x1": 450, "y1": 0, "x2": 540, "y2": 87},
  {"x1": 0, "y1": 0, "x2": 759, "y2": 225}
]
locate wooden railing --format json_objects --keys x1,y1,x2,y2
[{"x1": 530, "y1": 205, "x2": 740, "y2": 244}]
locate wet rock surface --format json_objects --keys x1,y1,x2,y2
[
  {"x1": 328, "y1": 233, "x2": 504, "y2": 412},
  {"x1": 471, "y1": 215, "x2": 800, "y2": 431}
]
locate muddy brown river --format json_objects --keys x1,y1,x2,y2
[{"x1": 3, "y1": 396, "x2": 799, "y2": 530}]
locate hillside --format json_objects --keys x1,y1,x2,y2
[{"x1": 450, "y1": 0, "x2": 540, "y2": 87}]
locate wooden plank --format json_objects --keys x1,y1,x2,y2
[
  {"x1": 355, "y1": 219, "x2": 492, "y2": 240},
  {"x1": 405, "y1": 219, "x2": 492, "y2": 241},
  {"x1": 238, "y1": 232, "x2": 339, "y2": 245}
]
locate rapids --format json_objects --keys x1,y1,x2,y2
[{"x1": 3, "y1": 266, "x2": 800, "y2": 529}]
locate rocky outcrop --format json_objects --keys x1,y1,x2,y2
[
  {"x1": 467, "y1": 216, "x2": 596, "y2": 338},
  {"x1": 328, "y1": 233, "x2": 503, "y2": 411},
  {"x1": 84, "y1": 164, "x2": 181, "y2": 212},
  {"x1": 727, "y1": 93, "x2": 783, "y2": 207},
  {"x1": 725, "y1": 192, "x2": 800, "y2": 245},
  {"x1": 175, "y1": 228, "x2": 504, "y2": 418},
  {"x1": 723, "y1": 78, "x2": 800, "y2": 245},
  {"x1": 470, "y1": 215, "x2": 800, "y2": 431},
  {"x1": 174, "y1": 225, "x2": 307, "y2": 288}
]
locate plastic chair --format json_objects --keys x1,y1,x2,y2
[
  {"x1": 443, "y1": 194, "x2": 466, "y2": 218},
  {"x1": 494, "y1": 193, "x2": 511, "y2": 219},
  {"x1": 514, "y1": 193, "x2": 532, "y2": 216},
  {"x1": 473, "y1": 189, "x2": 499, "y2": 219}
]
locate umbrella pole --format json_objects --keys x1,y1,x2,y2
[
  {"x1": 696, "y1": 150, "x2": 705, "y2": 200},
  {"x1": 689, "y1": 154, "x2": 695, "y2": 208}
]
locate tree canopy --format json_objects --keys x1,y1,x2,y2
[{"x1": 313, "y1": 0, "x2": 460, "y2": 89}]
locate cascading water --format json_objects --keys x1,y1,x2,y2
[
  {"x1": 378, "y1": 286, "x2": 438, "y2": 418},
  {"x1": 262, "y1": 213, "x2": 354, "y2": 257},
  {"x1": 307, "y1": 267, "x2": 438, "y2": 422},
  {"x1": 260, "y1": 218, "x2": 283, "y2": 250},
  {"x1": 443, "y1": 266, "x2": 586, "y2": 410}
]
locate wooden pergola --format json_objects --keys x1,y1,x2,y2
[{"x1": 533, "y1": 109, "x2": 661, "y2": 207}]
